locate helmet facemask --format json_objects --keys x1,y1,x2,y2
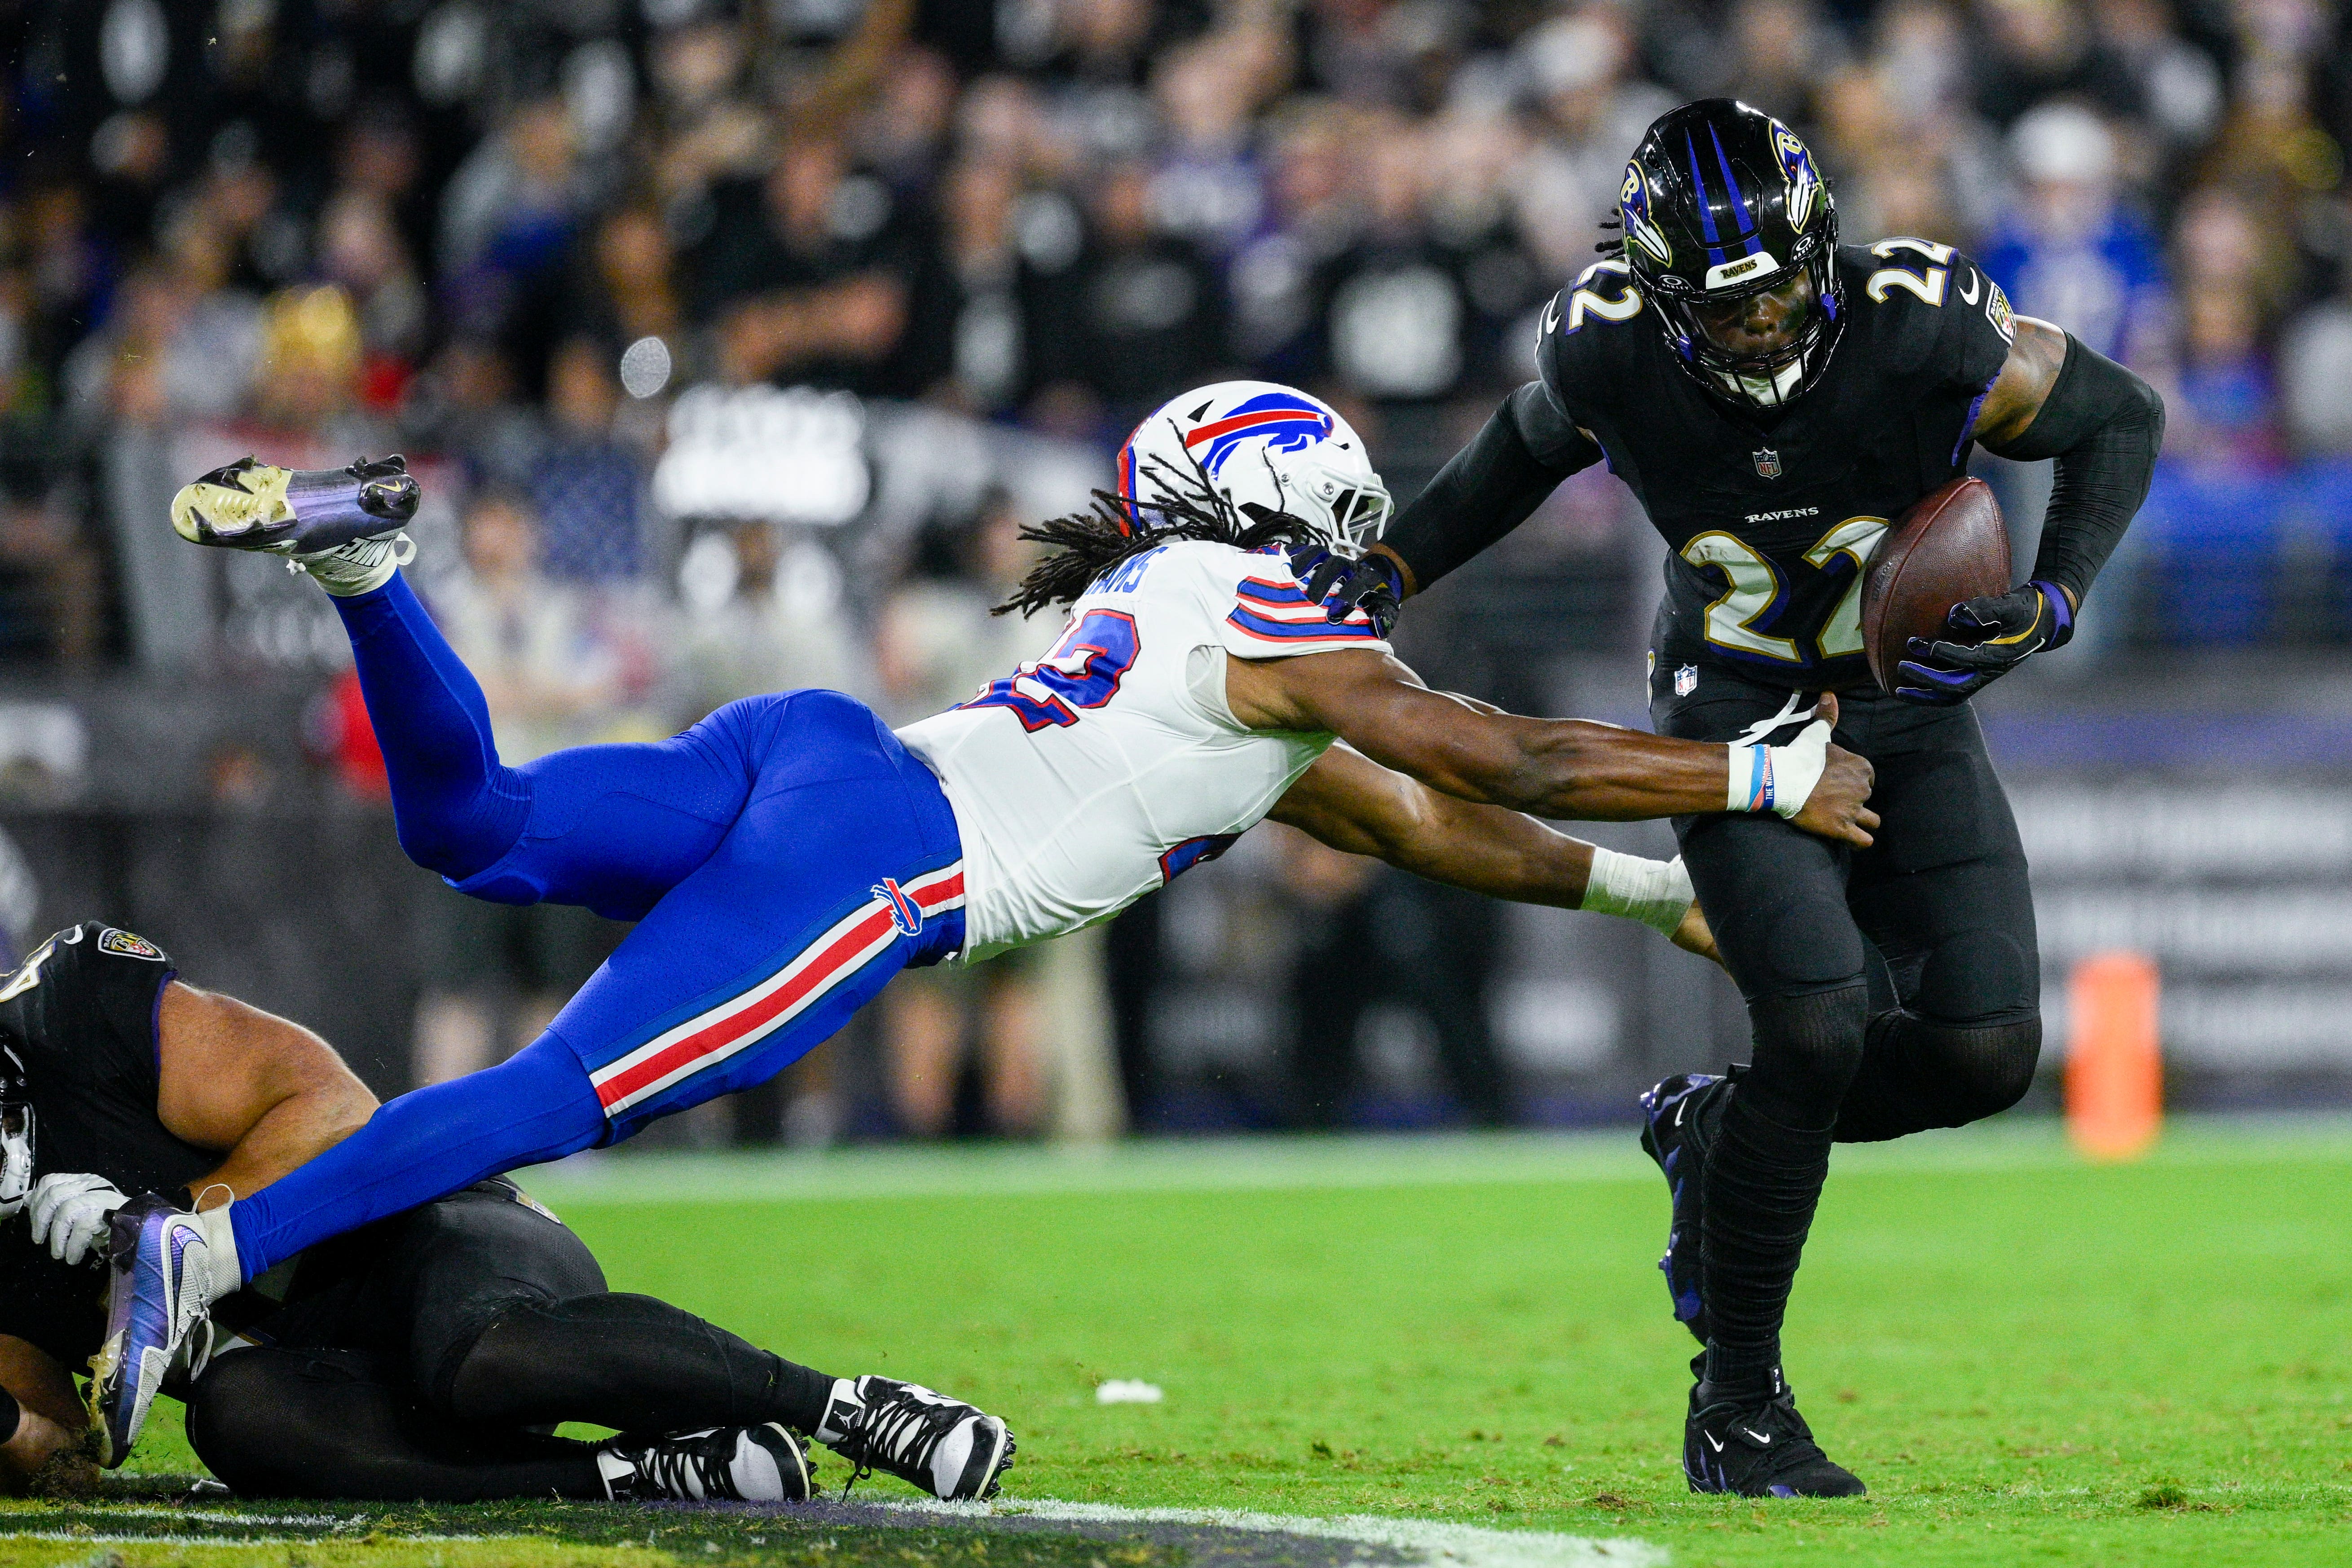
[
  {"x1": 1651, "y1": 240, "x2": 1844, "y2": 410},
  {"x1": 0, "y1": 1045, "x2": 32, "y2": 1220},
  {"x1": 1238, "y1": 445, "x2": 1393, "y2": 555}
]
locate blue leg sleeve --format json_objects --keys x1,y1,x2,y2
[
  {"x1": 228, "y1": 1037, "x2": 605, "y2": 1282},
  {"x1": 335, "y1": 574, "x2": 775, "y2": 920},
  {"x1": 332, "y1": 573, "x2": 528, "y2": 882}
]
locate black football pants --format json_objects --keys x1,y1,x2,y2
[
  {"x1": 184, "y1": 1184, "x2": 836, "y2": 1500},
  {"x1": 1652, "y1": 662, "x2": 2042, "y2": 1388}
]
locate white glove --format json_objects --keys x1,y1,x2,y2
[{"x1": 28, "y1": 1172, "x2": 127, "y2": 1267}]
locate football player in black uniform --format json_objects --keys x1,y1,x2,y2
[
  {"x1": 0, "y1": 921, "x2": 1009, "y2": 1502},
  {"x1": 1301, "y1": 100, "x2": 2163, "y2": 1497}
]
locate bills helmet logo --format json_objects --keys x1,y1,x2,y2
[
  {"x1": 1181, "y1": 392, "x2": 1334, "y2": 479},
  {"x1": 872, "y1": 878, "x2": 925, "y2": 938}
]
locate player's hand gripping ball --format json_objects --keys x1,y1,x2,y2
[
  {"x1": 1894, "y1": 580, "x2": 2075, "y2": 705},
  {"x1": 1290, "y1": 546, "x2": 1404, "y2": 639}
]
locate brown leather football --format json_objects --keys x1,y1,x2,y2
[{"x1": 1859, "y1": 476, "x2": 2012, "y2": 694}]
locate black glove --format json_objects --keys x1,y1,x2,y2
[
  {"x1": 1894, "y1": 580, "x2": 2075, "y2": 705},
  {"x1": 1286, "y1": 546, "x2": 1404, "y2": 639}
]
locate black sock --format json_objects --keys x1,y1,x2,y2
[
  {"x1": 446, "y1": 1293, "x2": 840, "y2": 1435},
  {"x1": 1700, "y1": 986, "x2": 1866, "y2": 1394}
]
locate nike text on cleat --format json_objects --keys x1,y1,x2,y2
[
  {"x1": 1682, "y1": 1370, "x2": 1865, "y2": 1499},
  {"x1": 1638, "y1": 1072, "x2": 1725, "y2": 1344},
  {"x1": 597, "y1": 1423, "x2": 813, "y2": 1502},
  {"x1": 91, "y1": 1194, "x2": 225, "y2": 1468},
  {"x1": 171, "y1": 455, "x2": 419, "y2": 555},
  {"x1": 816, "y1": 1375, "x2": 1015, "y2": 1501}
]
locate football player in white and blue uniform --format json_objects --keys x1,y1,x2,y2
[{"x1": 94, "y1": 383, "x2": 1881, "y2": 1467}]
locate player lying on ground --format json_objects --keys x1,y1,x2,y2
[
  {"x1": 94, "y1": 381, "x2": 1878, "y2": 1463},
  {"x1": 1302, "y1": 102, "x2": 2163, "y2": 1498},
  {"x1": 0, "y1": 922, "x2": 1012, "y2": 1503}
]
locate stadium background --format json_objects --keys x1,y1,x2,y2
[{"x1": 0, "y1": 0, "x2": 2346, "y2": 1146}]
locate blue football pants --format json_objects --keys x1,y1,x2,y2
[{"x1": 230, "y1": 572, "x2": 965, "y2": 1281}]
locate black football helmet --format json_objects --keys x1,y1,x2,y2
[{"x1": 1617, "y1": 99, "x2": 1844, "y2": 409}]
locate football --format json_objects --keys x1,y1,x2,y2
[{"x1": 1859, "y1": 476, "x2": 2013, "y2": 694}]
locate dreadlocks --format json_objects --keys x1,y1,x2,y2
[{"x1": 993, "y1": 452, "x2": 1314, "y2": 620}]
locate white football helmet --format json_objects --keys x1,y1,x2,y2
[{"x1": 1115, "y1": 381, "x2": 1392, "y2": 553}]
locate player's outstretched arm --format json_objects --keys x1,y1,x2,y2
[
  {"x1": 156, "y1": 985, "x2": 380, "y2": 1207},
  {"x1": 1226, "y1": 649, "x2": 1877, "y2": 845},
  {"x1": 22, "y1": 987, "x2": 382, "y2": 1271},
  {"x1": 1268, "y1": 744, "x2": 1720, "y2": 958}
]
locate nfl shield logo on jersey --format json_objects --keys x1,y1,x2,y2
[
  {"x1": 1752, "y1": 448, "x2": 1782, "y2": 479},
  {"x1": 1675, "y1": 664, "x2": 1699, "y2": 696}
]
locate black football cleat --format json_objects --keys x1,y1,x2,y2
[
  {"x1": 1683, "y1": 1367, "x2": 1866, "y2": 1498},
  {"x1": 1638, "y1": 1072, "x2": 1726, "y2": 1344},
  {"x1": 816, "y1": 1375, "x2": 1014, "y2": 1500},
  {"x1": 172, "y1": 455, "x2": 419, "y2": 555},
  {"x1": 596, "y1": 1423, "x2": 814, "y2": 1502}
]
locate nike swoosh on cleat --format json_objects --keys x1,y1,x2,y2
[
  {"x1": 1674, "y1": 1098, "x2": 1689, "y2": 1126},
  {"x1": 1742, "y1": 1428, "x2": 1771, "y2": 1445},
  {"x1": 1704, "y1": 1433, "x2": 1724, "y2": 1452}
]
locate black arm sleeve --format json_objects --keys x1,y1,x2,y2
[
  {"x1": 1381, "y1": 382, "x2": 1603, "y2": 592},
  {"x1": 1984, "y1": 334, "x2": 2165, "y2": 609}
]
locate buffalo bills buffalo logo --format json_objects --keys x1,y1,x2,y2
[
  {"x1": 872, "y1": 878, "x2": 925, "y2": 937},
  {"x1": 1181, "y1": 394, "x2": 1333, "y2": 479}
]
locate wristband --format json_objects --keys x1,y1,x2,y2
[
  {"x1": 1724, "y1": 744, "x2": 1775, "y2": 813},
  {"x1": 1581, "y1": 849, "x2": 1696, "y2": 937}
]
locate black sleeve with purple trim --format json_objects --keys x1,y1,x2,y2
[{"x1": 0, "y1": 923, "x2": 214, "y2": 1367}]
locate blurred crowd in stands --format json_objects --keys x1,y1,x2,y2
[{"x1": 0, "y1": 0, "x2": 2346, "y2": 1136}]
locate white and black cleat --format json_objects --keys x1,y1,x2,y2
[
  {"x1": 597, "y1": 1423, "x2": 814, "y2": 1502},
  {"x1": 816, "y1": 1375, "x2": 1014, "y2": 1501},
  {"x1": 172, "y1": 455, "x2": 419, "y2": 556}
]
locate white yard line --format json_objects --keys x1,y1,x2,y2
[
  {"x1": 0, "y1": 1499, "x2": 1666, "y2": 1565},
  {"x1": 872, "y1": 1498, "x2": 1667, "y2": 1568}
]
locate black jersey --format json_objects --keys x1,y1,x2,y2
[
  {"x1": 1533, "y1": 241, "x2": 2017, "y2": 688},
  {"x1": 0, "y1": 923, "x2": 200, "y2": 1366}
]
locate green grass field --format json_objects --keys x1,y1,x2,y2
[{"x1": 7, "y1": 1118, "x2": 2350, "y2": 1567}]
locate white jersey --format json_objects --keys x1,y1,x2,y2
[{"x1": 895, "y1": 541, "x2": 1390, "y2": 961}]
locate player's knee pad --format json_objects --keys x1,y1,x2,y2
[
  {"x1": 1906, "y1": 1013, "x2": 2042, "y2": 1124},
  {"x1": 1740, "y1": 984, "x2": 1870, "y2": 1126}
]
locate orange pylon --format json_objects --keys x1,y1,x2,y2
[{"x1": 2065, "y1": 951, "x2": 2162, "y2": 1161}]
